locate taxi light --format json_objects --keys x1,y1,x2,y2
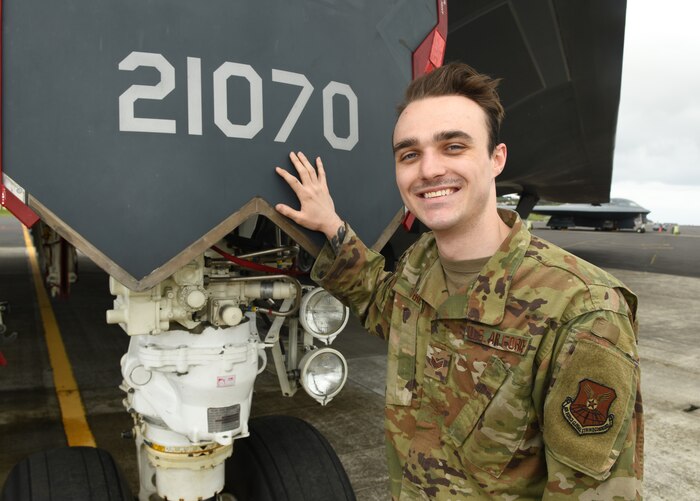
[
  {"x1": 298, "y1": 347, "x2": 348, "y2": 405},
  {"x1": 299, "y1": 287, "x2": 349, "y2": 344}
]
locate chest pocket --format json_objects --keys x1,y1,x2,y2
[
  {"x1": 385, "y1": 278, "x2": 420, "y2": 406},
  {"x1": 435, "y1": 324, "x2": 534, "y2": 478}
]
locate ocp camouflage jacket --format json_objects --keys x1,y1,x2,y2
[{"x1": 312, "y1": 210, "x2": 643, "y2": 500}]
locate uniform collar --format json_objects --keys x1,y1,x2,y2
[{"x1": 423, "y1": 209, "x2": 531, "y2": 325}]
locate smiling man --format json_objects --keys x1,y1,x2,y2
[{"x1": 275, "y1": 63, "x2": 643, "y2": 500}]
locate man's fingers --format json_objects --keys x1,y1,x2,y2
[
  {"x1": 275, "y1": 152, "x2": 333, "y2": 234},
  {"x1": 275, "y1": 203, "x2": 302, "y2": 223},
  {"x1": 274, "y1": 203, "x2": 292, "y2": 216},
  {"x1": 275, "y1": 166, "x2": 304, "y2": 194},
  {"x1": 289, "y1": 151, "x2": 314, "y2": 183},
  {"x1": 297, "y1": 151, "x2": 315, "y2": 173},
  {"x1": 287, "y1": 152, "x2": 307, "y2": 183},
  {"x1": 275, "y1": 203, "x2": 317, "y2": 230},
  {"x1": 316, "y1": 156, "x2": 327, "y2": 185}
]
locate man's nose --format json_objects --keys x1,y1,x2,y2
[{"x1": 418, "y1": 150, "x2": 447, "y2": 179}]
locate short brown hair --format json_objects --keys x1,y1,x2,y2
[{"x1": 397, "y1": 63, "x2": 505, "y2": 152}]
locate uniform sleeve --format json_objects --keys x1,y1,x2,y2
[
  {"x1": 540, "y1": 307, "x2": 643, "y2": 500},
  {"x1": 310, "y1": 224, "x2": 397, "y2": 341}
]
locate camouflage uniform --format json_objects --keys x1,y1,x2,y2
[{"x1": 312, "y1": 210, "x2": 643, "y2": 500}]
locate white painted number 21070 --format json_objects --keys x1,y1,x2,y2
[{"x1": 118, "y1": 51, "x2": 359, "y2": 151}]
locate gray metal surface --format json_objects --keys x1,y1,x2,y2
[{"x1": 3, "y1": 0, "x2": 436, "y2": 285}]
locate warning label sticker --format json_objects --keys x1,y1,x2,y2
[
  {"x1": 217, "y1": 375, "x2": 236, "y2": 387},
  {"x1": 207, "y1": 404, "x2": 241, "y2": 433}
]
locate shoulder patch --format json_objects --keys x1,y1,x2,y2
[{"x1": 562, "y1": 379, "x2": 617, "y2": 435}]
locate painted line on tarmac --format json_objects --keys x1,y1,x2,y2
[{"x1": 22, "y1": 226, "x2": 97, "y2": 447}]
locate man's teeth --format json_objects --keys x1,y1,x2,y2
[{"x1": 422, "y1": 189, "x2": 454, "y2": 199}]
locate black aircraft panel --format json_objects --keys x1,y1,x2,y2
[{"x1": 446, "y1": 0, "x2": 626, "y2": 204}]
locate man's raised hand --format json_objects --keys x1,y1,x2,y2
[{"x1": 275, "y1": 152, "x2": 344, "y2": 241}]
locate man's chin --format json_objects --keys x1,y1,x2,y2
[{"x1": 418, "y1": 217, "x2": 458, "y2": 233}]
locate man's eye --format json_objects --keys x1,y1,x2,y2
[
  {"x1": 400, "y1": 152, "x2": 417, "y2": 161},
  {"x1": 446, "y1": 144, "x2": 464, "y2": 152}
]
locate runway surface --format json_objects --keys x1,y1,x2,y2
[
  {"x1": 1, "y1": 214, "x2": 699, "y2": 500},
  {"x1": 531, "y1": 223, "x2": 700, "y2": 278}
]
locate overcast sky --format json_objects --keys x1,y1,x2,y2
[{"x1": 611, "y1": 0, "x2": 700, "y2": 224}]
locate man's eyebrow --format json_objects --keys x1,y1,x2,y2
[
  {"x1": 434, "y1": 130, "x2": 473, "y2": 144},
  {"x1": 392, "y1": 137, "x2": 418, "y2": 154},
  {"x1": 392, "y1": 130, "x2": 474, "y2": 154}
]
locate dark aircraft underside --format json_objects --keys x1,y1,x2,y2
[{"x1": 446, "y1": 0, "x2": 626, "y2": 208}]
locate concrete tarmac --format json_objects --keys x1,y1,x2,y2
[{"x1": 1, "y1": 215, "x2": 699, "y2": 500}]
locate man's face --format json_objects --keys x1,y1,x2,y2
[{"x1": 392, "y1": 95, "x2": 506, "y2": 236}]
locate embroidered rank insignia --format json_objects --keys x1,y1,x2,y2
[
  {"x1": 425, "y1": 343, "x2": 451, "y2": 383},
  {"x1": 562, "y1": 379, "x2": 617, "y2": 435}
]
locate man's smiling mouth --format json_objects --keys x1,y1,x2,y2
[{"x1": 421, "y1": 188, "x2": 457, "y2": 199}]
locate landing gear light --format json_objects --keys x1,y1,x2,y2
[
  {"x1": 299, "y1": 287, "x2": 349, "y2": 344},
  {"x1": 298, "y1": 347, "x2": 348, "y2": 406}
]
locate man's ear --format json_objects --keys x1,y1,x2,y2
[{"x1": 492, "y1": 143, "x2": 507, "y2": 178}]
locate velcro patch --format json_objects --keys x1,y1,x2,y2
[
  {"x1": 464, "y1": 325, "x2": 531, "y2": 355},
  {"x1": 425, "y1": 343, "x2": 451, "y2": 383},
  {"x1": 591, "y1": 317, "x2": 620, "y2": 345},
  {"x1": 544, "y1": 335, "x2": 636, "y2": 479}
]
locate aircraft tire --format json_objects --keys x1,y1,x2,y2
[
  {"x1": 224, "y1": 415, "x2": 355, "y2": 501},
  {"x1": 1, "y1": 446, "x2": 133, "y2": 501}
]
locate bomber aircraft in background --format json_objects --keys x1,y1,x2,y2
[{"x1": 531, "y1": 198, "x2": 651, "y2": 232}]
